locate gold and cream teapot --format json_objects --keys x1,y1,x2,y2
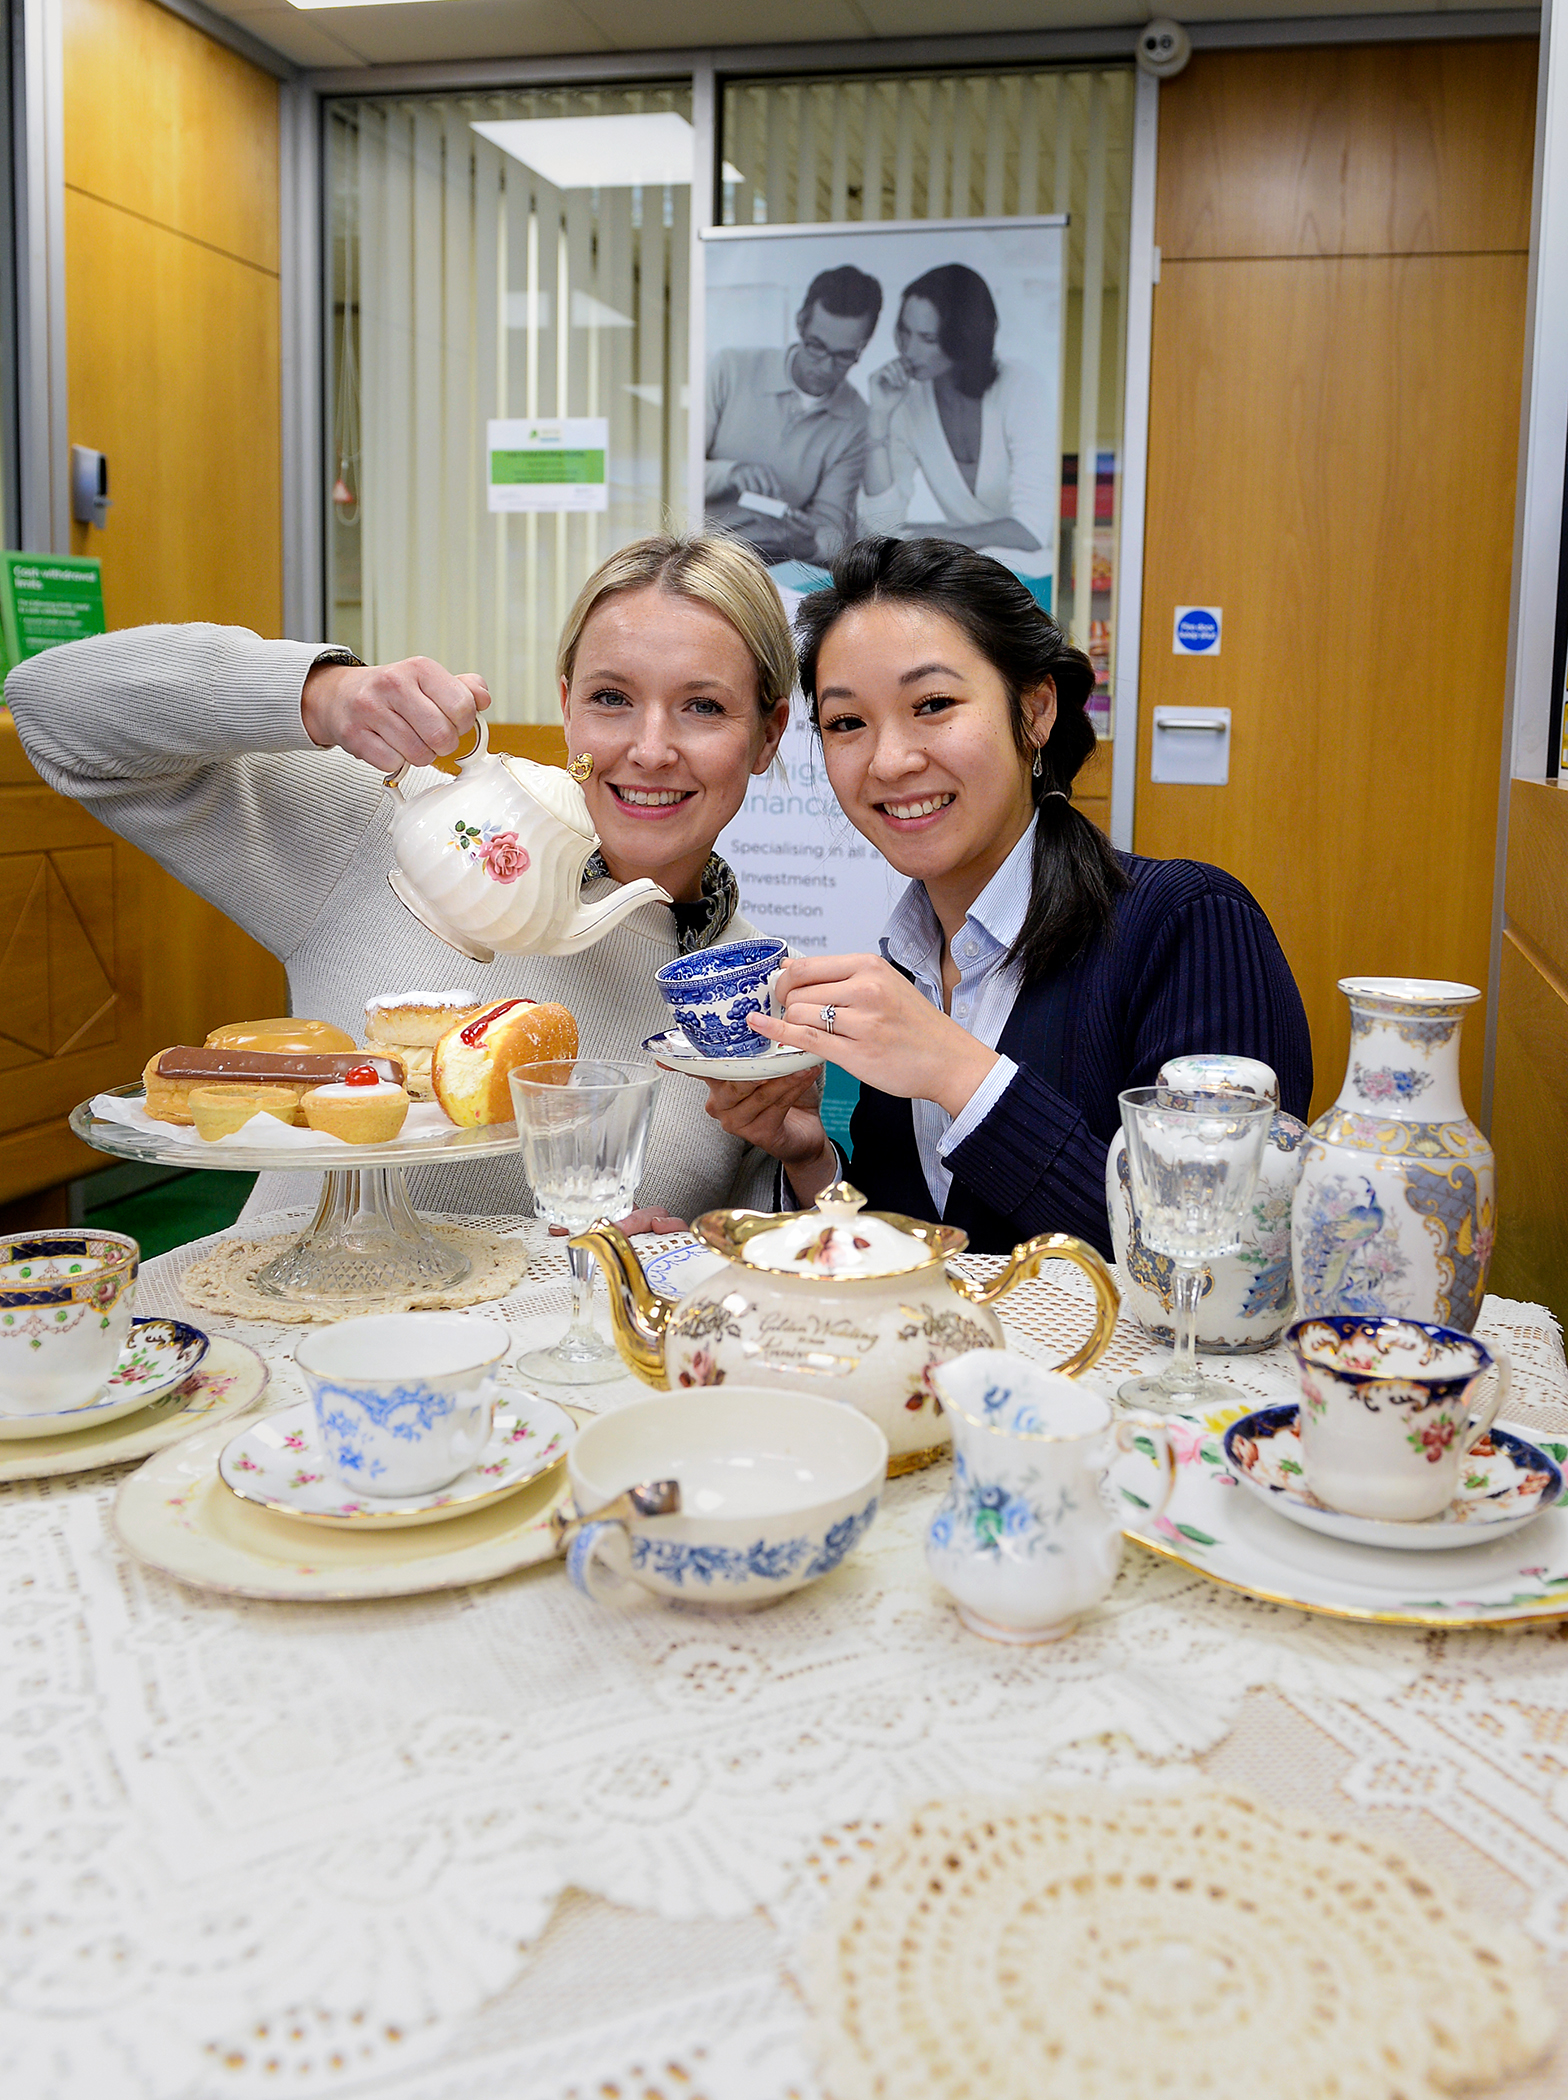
[
  {"x1": 385, "y1": 719, "x2": 671, "y2": 964},
  {"x1": 573, "y1": 1183, "x2": 1120, "y2": 1474}
]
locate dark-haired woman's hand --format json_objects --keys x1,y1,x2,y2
[
  {"x1": 751, "y1": 954, "x2": 1001, "y2": 1118},
  {"x1": 864, "y1": 357, "x2": 912, "y2": 431}
]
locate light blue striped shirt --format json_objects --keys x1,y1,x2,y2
[{"x1": 879, "y1": 817, "x2": 1034, "y2": 1214}]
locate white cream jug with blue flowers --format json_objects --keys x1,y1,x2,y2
[{"x1": 925, "y1": 1351, "x2": 1174, "y2": 1644}]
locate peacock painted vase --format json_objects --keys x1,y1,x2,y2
[
  {"x1": 1106, "y1": 1055, "x2": 1309, "y2": 1353},
  {"x1": 1291, "y1": 978, "x2": 1494, "y2": 1334}
]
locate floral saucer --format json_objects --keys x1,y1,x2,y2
[
  {"x1": 1222, "y1": 1405, "x2": 1562, "y2": 1550},
  {"x1": 217, "y1": 1392, "x2": 575, "y2": 1529},
  {"x1": 0, "y1": 1316, "x2": 209, "y2": 1441},
  {"x1": 642, "y1": 1028, "x2": 823, "y2": 1083},
  {"x1": 1122, "y1": 1411, "x2": 1568, "y2": 1627}
]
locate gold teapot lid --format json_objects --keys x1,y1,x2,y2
[{"x1": 697, "y1": 1181, "x2": 966, "y2": 1279}]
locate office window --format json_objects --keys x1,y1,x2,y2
[
  {"x1": 328, "y1": 84, "x2": 692, "y2": 720},
  {"x1": 721, "y1": 69, "x2": 1134, "y2": 721}
]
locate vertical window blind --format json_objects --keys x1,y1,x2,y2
[
  {"x1": 328, "y1": 84, "x2": 691, "y2": 721},
  {"x1": 720, "y1": 69, "x2": 1134, "y2": 719}
]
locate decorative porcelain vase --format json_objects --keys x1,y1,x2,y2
[
  {"x1": 575, "y1": 1182, "x2": 1121, "y2": 1476},
  {"x1": 1291, "y1": 978, "x2": 1494, "y2": 1333},
  {"x1": 924, "y1": 1351, "x2": 1174, "y2": 1644},
  {"x1": 1106, "y1": 1056, "x2": 1309, "y2": 1352},
  {"x1": 384, "y1": 717, "x2": 672, "y2": 963}
]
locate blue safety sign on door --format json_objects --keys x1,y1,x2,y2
[{"x1": 1173, "y1": 605, "x2": 1222, "y2": 655}]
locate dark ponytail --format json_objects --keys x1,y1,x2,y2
[{"x1": 795, "y1": 536, "x2": 1128, "y2": 984}]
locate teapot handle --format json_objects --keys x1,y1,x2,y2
[
  {"x1": 951, "y1": 1232, "x2": 1121, "y2": 1380},
  {"x1": 383, "y1": 713, "x2": 490, "y2": 804}
]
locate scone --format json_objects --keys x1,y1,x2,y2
[
  {"x1": 207, "y1": 1017, "x2": 358, "y2": 1054},
  {"x1": 364, "y1": 990, "x2": 483, "y2": 1102},
  {"x1": 431, "y1": 999, "x2": 578, "y2": 1126},
  {"x1": 301, "y1": 1069, "x2": 411, "y2": 1143},
  {"x1": 189, "y1": 1084, "x2": 304, "y2": 1140}
]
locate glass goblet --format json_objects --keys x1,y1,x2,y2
[
  {"x1": 509, "y1": 1058, "x2": 659, "y2": 1387},
  {"x1": 1115, "y1": 1085, "x2": 1275, "y2": 1413}
]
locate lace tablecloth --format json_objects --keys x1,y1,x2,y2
[{"x1": 5, "y1": 1210, "x2": 1568, "y2": 2099}]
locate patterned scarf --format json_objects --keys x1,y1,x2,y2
[{"x1": 583, "y1": 851, "x2": 741, "y2": 956}]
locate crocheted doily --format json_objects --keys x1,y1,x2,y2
[
  {"x1": 177, "y1": 1221, "x2": 531, "y2": 1323},
  {"x1": 801, "y1": 1786, "x2": 1555, "y2": 2100}
]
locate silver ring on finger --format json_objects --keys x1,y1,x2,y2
[{"x1": 819, "y1": 1005, "x2": 837, "y2": 1035}]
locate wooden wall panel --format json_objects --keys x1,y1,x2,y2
[
  {"x1": 1158, "y1": 40, "x2": 1536, "y2": 260},
  {"x1": 65, "y1": 190, "x2": 280, "y2": 627},
  {"x1": 1136, "y1": 251, "x2": 1522, "y2": 1113},
  {"x1": 1503, "y1": 776, "x2": 1568, "y2": 975},
  {"x1": 62, "y1": 0, "x2": 278, "y2": 271}
]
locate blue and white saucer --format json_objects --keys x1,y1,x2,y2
[
  {"x1": 0, "y1": 1317, "x2": 210, "y2": 1440},
  {"x1": 1223, "y1": 1404, "x2": 1563, "y2": 1551},
  {"x1": 643, "y1": 1028, "x2": 823, "y2": 1084},
  {"x1": 644, "y1": 1239, "x2": 729, "y2": 1299},
  {"x1": 218, "y1": 1392, "x2": 575, "y2": 1529}
]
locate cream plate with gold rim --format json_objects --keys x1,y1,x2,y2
[
  {"x1": 1123, "y1": 1410, "x2": 1568, "y2": 1627},
  {"x1": 217, "y1": 1392, "x2": 575, "y2": 1530},
  {"x1": 116, "y1": 1406, "x2": 583, "y2": 1600},
  {"x1": 0, "y1": 1334, "x2": 268, "y2": 1482}
]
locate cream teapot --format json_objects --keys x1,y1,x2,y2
[
  {"x1": 384, "y1": 719, "x2": 671, "y2": 963},
  {"x1": 573, "y1": 1183, "x2": 1121, "y2": 1474}
]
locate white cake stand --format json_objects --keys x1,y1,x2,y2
[{"x1": 71, "y1": 1086, "x2": 525, "y2": 1307}]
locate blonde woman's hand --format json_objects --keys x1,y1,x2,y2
[
  {"x1": 302, "y1": 655, "x2": 491, "y2": 773},
  {"x1": 750, "y1": 954, "x2": 1001, "y2": 1119},
  {"x1": 695, "y1": 1064, "x2": 834, "y2": 1179}
]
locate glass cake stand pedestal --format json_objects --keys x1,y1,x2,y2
[{"x1": 71, "y1": 1087, "x2": 526, "y2": 1308}]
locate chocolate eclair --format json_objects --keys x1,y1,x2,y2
[{"x1": 143, "y1": 1047, "x2": 405, "y2": 1125}]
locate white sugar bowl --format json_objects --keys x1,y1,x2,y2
[{"x1": 1106, "y1": 1055, "x2": 1310, "y2": 1353}]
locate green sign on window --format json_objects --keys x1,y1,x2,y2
[
  {"x1": 490, "y1": 449, "x2": 606, "y2": 486},
  {"x1": 0, "y1": 552, "x2": 106, "y2": 677}
]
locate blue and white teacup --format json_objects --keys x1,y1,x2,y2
[
  {"x1": 295, "y1": 1312, "x2": 506, "y2": 1496},
  {"x1": 0, "y1": 1229, "x2": 139, "y2": 1414},
  {"x1": 654, "y1": 936, "x2": 788, "y2": 1059}
]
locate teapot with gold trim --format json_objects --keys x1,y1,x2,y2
[
  {"x1": 573, "y1": 1182, "x2": 1120, "y2": 1475},
  {"x1": 385, "y1": 719, "x2": 671, "y2": 964}
]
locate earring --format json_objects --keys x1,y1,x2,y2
[
  {"x1": 568, "y1": 752, "x2": 594, "y2": 783},
  {"x1": 1031, "y1": 746, "x2": 1043, "y2": 780}
]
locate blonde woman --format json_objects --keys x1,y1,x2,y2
[{"x1": 7, "y1": 535, "x2": 798, "y2": 1226}]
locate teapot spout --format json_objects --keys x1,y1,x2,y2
[
  {"x1": 542, "y1": 878, "x2": 673, "y2": 956},
  {"x1": 569, "y1": 1221, "x2": 674, "y2": 1386}
]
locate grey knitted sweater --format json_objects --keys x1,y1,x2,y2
[{"x1": 7, "y1": 624, "x2": 776, "y2": 1223}]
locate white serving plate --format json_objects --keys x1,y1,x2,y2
[
  {"x1": 116, "y1": 1405, "x2": 580, "y2": 1601},
  {"x1": 71, "y1": 1084, "x2": 525, "y2": 1174},
  {"x1": 218, "y1": 1391, "x2": 575, "y2": 1530},
  {"x1": 642, "y1": 1029, "x2": 823, "y2": 1084},
  {"x1": 1122, "y1": 1411, "x2": 1568, "y2": 1627},
  {"x1": 0, "y1": 1316, "x2": 209, "y2": 1438},
  {"x1": 0, "y1": 1335, "x2": 268, "y2": 1481},
  {"x1": 1223, "y1": 1404, "x2": 1562, "y2": 1550}
]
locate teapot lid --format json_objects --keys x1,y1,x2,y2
[
  {"x1": 717, "y1": 1182, "x2": 951, "y2": 1277},
  {"x1": 1157, "y1": 1054, "x2": 1279, "y2": 1106},
  {"x1": 499, "y1": 753, "x2": 597, "y2": 841}
]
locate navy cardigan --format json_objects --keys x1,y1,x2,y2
[{"x1": 845, "y1": 854, "x2": 1312, "y2": 1258}]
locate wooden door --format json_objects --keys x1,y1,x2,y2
[{"x1": 1135, "y1": 41, "x2": 1536, "y2": 1116}]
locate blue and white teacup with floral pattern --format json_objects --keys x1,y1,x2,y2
[
  {"x1": 295, "y1": 1312, "x2": 507, "y2": 1497},
  {"x1": 654, "y1": 937, "x2": 788, "y2": 1058},
  {"x1": 565, "y1": 1387, "x2": 887, "y2": 1607},
  {"x1": 926, "y1": 1351, "x2": 1176, "y2": 1644}
]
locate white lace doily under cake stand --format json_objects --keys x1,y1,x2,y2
[
  {"x1": 177, "y1": 1218, "x2": 531, "y2": 1322},
  {"x1": 801, "y1": 1785, "x2": 1556, "y2": 2100}
]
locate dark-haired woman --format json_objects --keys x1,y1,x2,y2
[
  {"x1": 859, "y1": 265, "x2": 1054, "y2": 567},
  {"x1": 701, "y1": 538, "x2": 1312, "y2": 1257}
]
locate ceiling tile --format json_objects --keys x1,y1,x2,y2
[
  {"x1": 573, "y1": 0, "x2": 873, "y2": 47},
  {"x1": 221, "y1": 4, "x2": 374, "y2": 64},
  {"x1": 260, "y1": 0, "x2": 613, "y2": 67}
]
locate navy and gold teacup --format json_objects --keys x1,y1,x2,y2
[{"x1": 0, "y1": 1229, "x2": 139, "y2": 1414}]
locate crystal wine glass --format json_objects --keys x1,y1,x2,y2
[
  {"x1": 1116, "y1": 1086, "x2": 1275, "y2": 1413},
  {"x1": 509, "y1": 1058, "x2": 660, "y2": 1386}
]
